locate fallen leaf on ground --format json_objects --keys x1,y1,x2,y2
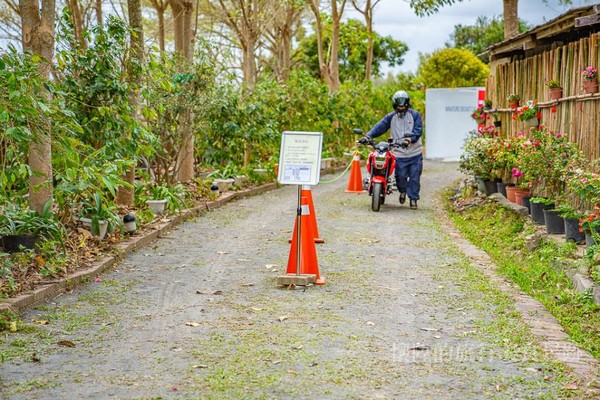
[
  {"x1": 185, "y1": 322, "x2": 200, "y2": 327},
  {"x1": 241, "y1": 282, "x2": 255, "y2": 287},
  {"x1": 192, "y1": 365, "x2": 208, "y2": 369},
  {"x1": 57, "y1": 340, "x2": 76, "y2": 347},
  {"x1": 196, "y1": 290, "x2": 222, "y2": 295},
  {"x1": 217, "y1": 251, "x2": 228, "y2": 255},
  {"x1": 366, "y1": 321, "x2": 375, "y2": 326},
  {"x1": 409, "y1": 345, "x2": 430, "y2": 351},
  {"x1": 31, "y1": 353, "x2": 41, "y2": 362},
  {"x1": 271, "y1": 360, "x2": 282, "y2": 365},
  {"x1": 309, "y1": 361, "x2": 319, "y2": 367},
  {"x1": 251, "y1": 307, "x2": 264, "y2": 312},
  {"x1": 33, "y1": 320, "x2": 49, "y2": 325},
  {"x1": 278, "y1": 316, "x2": 288, "y2": 322},
  {"x1": 420, "y1": 327, "x2": 441, "y2": 332},
  {"x1": 291, "y1": 345, "x2": 303, "y2": 350},
  {"x1": 563, "y1": 382, "x2": 579, "y2": 390}
]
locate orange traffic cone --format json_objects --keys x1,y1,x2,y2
[
  {"x1": 289, "y1": 185, "x2": 324, "y2": 244},
  {"x1": 345, "y1": 151, "x2": 366, "y2": 193},
  {"x1": 285, "y1": 196, "x2": 325, "y2": 285}
]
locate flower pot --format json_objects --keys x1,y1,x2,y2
[
  {"x1": 549, "y1": 87, "x2": 563, "y2": 100},
  {"x1": 1, "y1": 234, "x2": 39, "y2": 253},
  {"x1": 496, "y1": 182, "x2": 513, "y2": 198},
  {"x1": 514, "y1": 188, "x2": 530, "y2": 206},
  {"x1": 79, "y1": 217, "x2": 108, "y2": 240},
  {"x1": 483, "y1": 180, "x2": 498, "y2": 196},
  {"x1": 582, "y1": 79, "x2": 598, "y2": 94},
  {"x1": 543, "y1": 209, "x2": 565, "y2": 234},
  {"x1": 475, "y1": 117, "x2": 486, "y2": 125},
  {"x1": 505, "y1": 185, "x2": 518, "y2": 203},
  {"x1": 508, "y1": 100, "x2": 520, "y2": 109},
  {"x1": 524, "y1": 117, "x2": 538, "y2": 128},
  {"x1": 146, "y1": 199, "x2": 167, "y2": 215},
  {"x1": 564, "y1": 217, "x2": 585, "y2": 243},
  {"x1": 213, "y1": 178, "x2": 235, "y2": 193},
  {"x1": 585, "y1": 231, "x2": 597, "y2": 247},
  {"x1": 475, "y1": 177, "x2": 486, "y2": 193},
  {"x1": 530, "y1": 200, "x2": 554, "y2": 225},
  {"x1": 521, "y1": 195, "x2": 532, "y2": 214}
]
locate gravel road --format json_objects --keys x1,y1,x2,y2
[{"x1": 0, "y1": 160, "x2": 590, "y2": 399}]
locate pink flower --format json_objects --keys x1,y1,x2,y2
[{"x1": 512, "y1": 168, "x2": 523, "y2": 178}]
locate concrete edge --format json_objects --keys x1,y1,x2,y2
[
  {"x1": 433, "y1": 189, "x2": 600, "y2": 387},
  {"x1": 0, "y1": 182, "x2": 279, "y2": 314}
]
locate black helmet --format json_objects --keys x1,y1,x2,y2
[{"x1": 391, "y1": 90, "x2": 410, "y2": 110}]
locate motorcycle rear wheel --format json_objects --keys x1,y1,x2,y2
[{"x1": 371, "y1": 183, "x2": 383, "y2": 212}]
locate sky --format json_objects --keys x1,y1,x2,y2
[{"x1": 345, "y1": 0, "x2": 597, "y2": 74}]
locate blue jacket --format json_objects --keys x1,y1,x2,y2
[{"x1": 367, "y1": 109, "x2": 423, "y2": 158}]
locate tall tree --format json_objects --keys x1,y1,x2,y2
[
  {"x1": 149, "y1": 0, "x2": 169, "y2": 52},
  {"x1": 263, "y1": 0, "x2": 306, "y2": 82},
  {"x1": 417, "y1": 47, "x2": 489, "y2": 88},
  {"x1": 170, "y1": 0, "x2": 195, "y2": 181},
  {"x1": 20, "y1": 0, "x2": 55, "y2": 213},
  {"x1": 298, "y1": 18, "x2": 407, "y2": 82},
  {"x1": 351, "y1": 0, "x2": 380, "y2": 80},
  {"x1": 116, "y1": 0, "x2": 145, "y2": 206},
  {"x1": 446, "y1": 16, "x2": 530, "y2": 63},
  {"x1": 307, "y1": 0, "x2": 347, "y2": 90}
]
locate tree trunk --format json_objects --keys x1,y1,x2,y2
[
  {"x1": 66, "y1": 0, "x2": 86, "y2": 49},
  {"x1": 21, "y1": 0, "x2": 55, "y2": 213},
  {"x1": 116, "y1": 0, "x2": 144, "y2": 206},
  {"x1": 150, "y1": 0, "x2": 167, "y2": 52},
  {"x1": 96, "y1": 0, "x2": 103, "y2": 27},
  {"x1": 170, "y1": 0, "x2": 195, "y2": 182},
  {"x1": 503, "y1": 0, "x2": 518, "y2": 39},
  {"x1": 352, "y1": 0, "x2": 379, "y2": 81}
]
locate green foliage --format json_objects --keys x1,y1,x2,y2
[
  {"x1": 417, "y1": 48, "x2": 489, "y2": 88},
  {"x1": 143, "y1": 44, "x2": 218, "y2": 183},
  {"x1": 79, "y1": 193, "x2": 121, "y2": 235},
  {"x1": 296, "y1": 17, "x2": 408, "y2": 82},
  {"x1": 446, "y1": 196, "x2": 600, "y2": 358},
  {"x1": 135, "y1": 182, "x2": 188, "y2": 213},
  {"x1": 56, "y1": 15, "x2": 154, "y2": 174},
  {"x1": 0, "y1": 200, "x2": 65, "y2": 242},
  {"x1": 446, "y1": 16, "x2": 531, "y2": 64}
]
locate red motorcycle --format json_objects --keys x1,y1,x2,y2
[{"x1": 355, "y1": 129, "x2": 406, "y2": 212}]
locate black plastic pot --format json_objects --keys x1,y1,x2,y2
[
  {"x1": 483, "y1": 180, "x2": 498, "y2": 196},
  {"x1": 1, "y1": 234, "x2": 39, "y2": 253},
  {"x1": 543, "y1": 209, "x2": 564, "y2": 234},
  {"x1": 530, "y1": 200, "x2": 554, "y2": 225},
  {"x1": 496, "y1": 182, "x2": 514, "y2": 198},
  {"x1": 521, "y1": 195, "x2": 532, "y2": 214},
  {"x1": 564, "y1": 218, "x2": 585, "y2": 243}
]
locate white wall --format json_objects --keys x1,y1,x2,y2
[{"x1": 425, "y1": 87, "x2": 484, "y2": 161}]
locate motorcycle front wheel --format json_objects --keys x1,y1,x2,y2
[{"x1": 371, "y1": 182, "x2": 383, "y2": 212}]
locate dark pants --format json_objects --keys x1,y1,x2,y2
[{"x1": 395, "y1": 154, "x2": 423, "y2": 200}]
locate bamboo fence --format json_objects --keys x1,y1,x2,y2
[{"x1": 487, "y1": 32, "x2": 600, "y2": 160}]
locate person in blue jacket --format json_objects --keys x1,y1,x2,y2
[{"x1": 359, "y1": 90, "x2": 423, "y2": 209}]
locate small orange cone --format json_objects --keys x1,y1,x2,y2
[
  {"x1": 285, "y1": 196, "x2": 325, "y2": 285},
  {"x1": 289, "y1": 185, "x2": 324, "y2": 244},
  {"x1": 345, "y1": 151, "x2": 366, "y2": 193}
]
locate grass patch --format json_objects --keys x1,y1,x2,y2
[{"x1": 445, "y1": 193, "x2": 600, "y2": 359}]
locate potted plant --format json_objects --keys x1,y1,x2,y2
[
  {"x1": 0, "y1": 200, "x2": 65, "y2": 252},
  {"x1": 471, "y1": 105, "x2": 487, "y2": 125},
  {"x1": 546, "y1": 80, "x2": 563, "y2": 100},
  {"x1": 512, "y1": 100, "x2": 539, "y2": 128},
  {"x1": 581, "y1": 66, "x2": 598, "y2": 94},
  {"x1": 507, "y1": 93, "x2": 520, "y2": 109},
  {"x1": 579, "y1": 211, "x2": 600, "y2": 246},
  {"x1": 79, "y1": 193, "x2": 121, "y2": 240},
  {"x1": 492, "y1": 112, "x2": 501, "y2": 128},
  {"x1": 145, "y1": 183, "x2": 186, "y2": 215}
]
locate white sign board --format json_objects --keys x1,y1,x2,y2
[
  {"x1": 277, "y1": 131, "x2": 323, "y2": 185},
  {"x1": 425, "y1": 87, "x2": 484, "y2": 161}
]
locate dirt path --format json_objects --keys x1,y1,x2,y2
[{"x1": 0, "y1": 161, "x2": 595, "y2": 399}]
